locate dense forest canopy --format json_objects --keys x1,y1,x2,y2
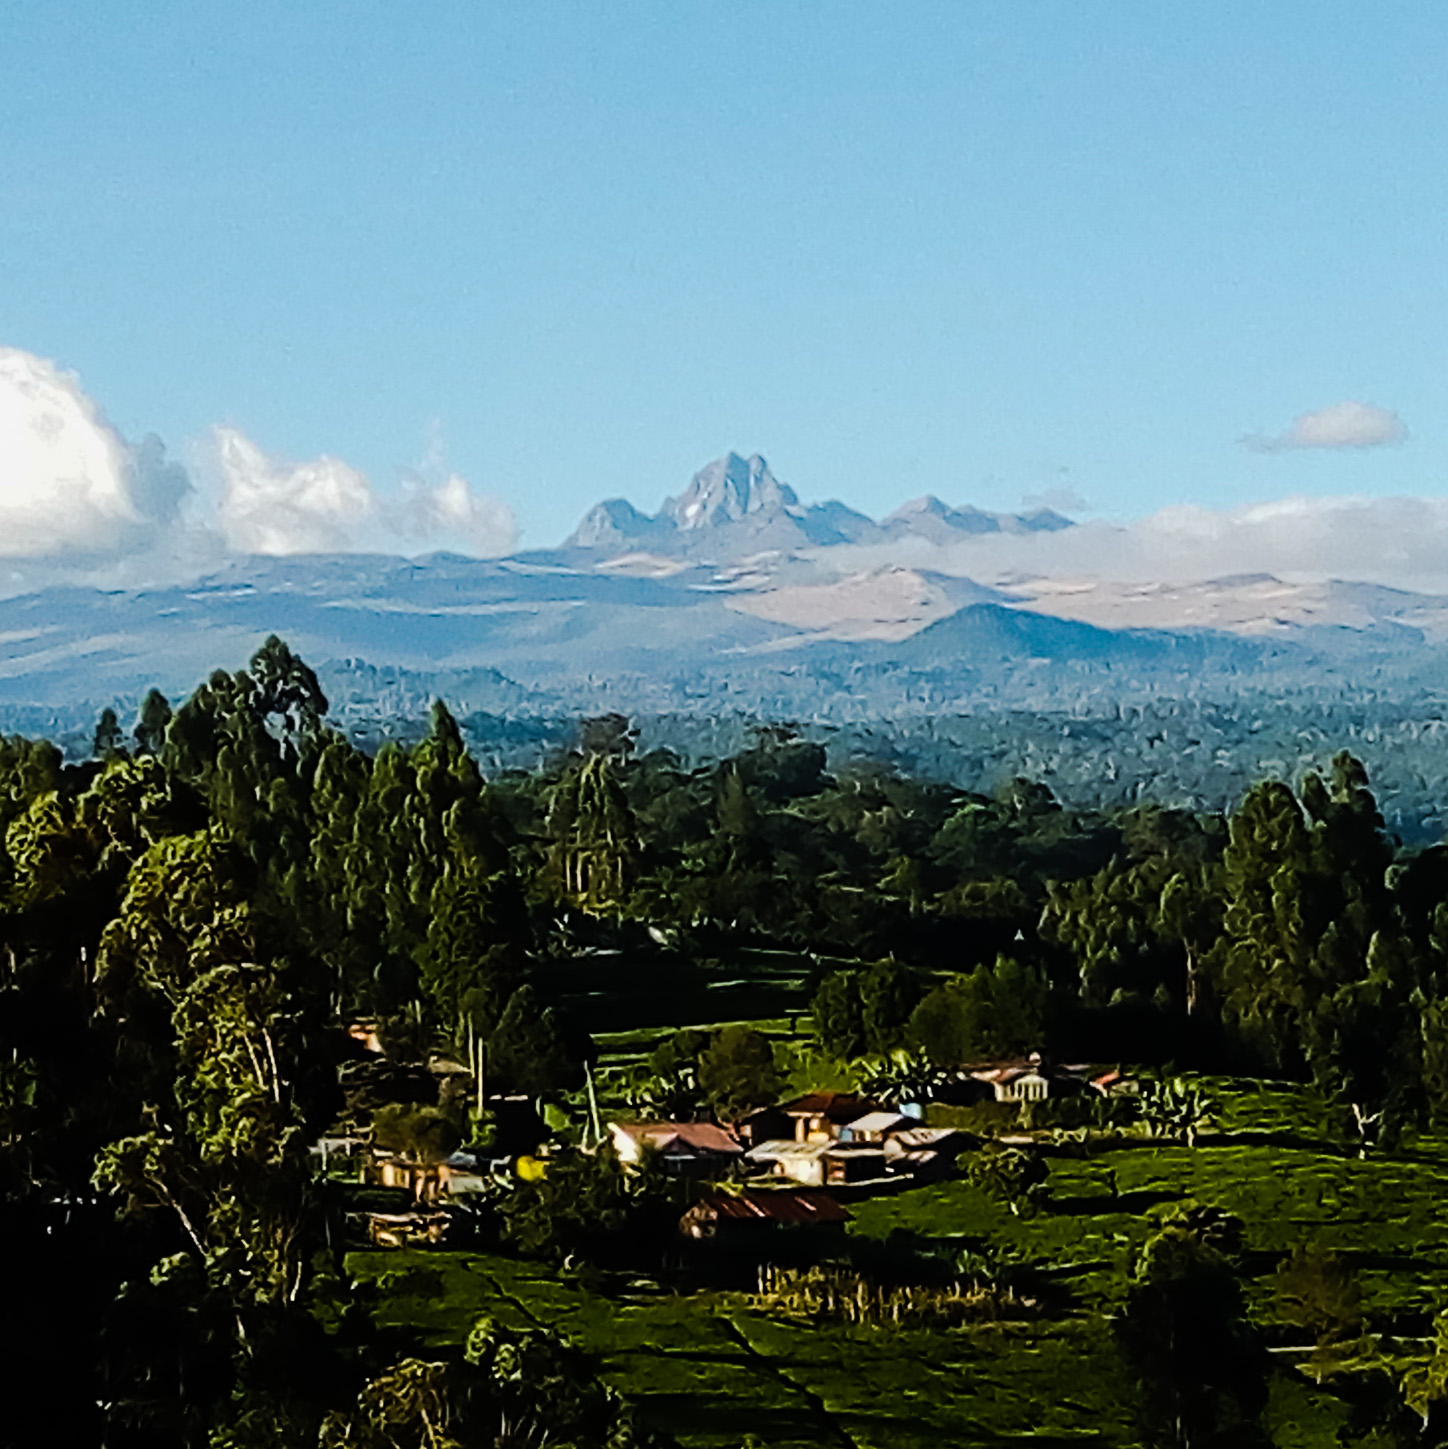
[{"x1": 7, "y1": 636, "x2": 1448, "y2": 1444}]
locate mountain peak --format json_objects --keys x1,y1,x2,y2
[
  {"x1": 659, "y1": 452, "x2": 802, "y2": 531},
  {"x1": 565, "y1": 497, "x2": 660, "y2": 550},
  {"x1": 887, "y1": 495, "x2": 955, "y2": 521}
]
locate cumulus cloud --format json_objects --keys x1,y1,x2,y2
[
  {"x1": 215, "y1": 428, "x2": 376, "y2": 554},
  {"x1": 0, "y1": 346, "x2": 191, "y2": 557},
  {"x1": 213, "y1": 426, "x2": 518, "y2": 557},
  {"x1": 1244, "y1": 400, "x2": 1407, "y2": 452},
  {"x1": 0, "y1": 343, "x2": 518, "y2": 576}
]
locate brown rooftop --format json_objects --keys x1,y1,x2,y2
[
  {"x1": 612, "y1": 1121, "x2": 742, "y2": 1154},
  {"x1": 778, "y1": 1093, "x2": 883, "y2": 1123},
  {"x1": 689, "y1": 1189, "x2": 852, "y2": 1225}
]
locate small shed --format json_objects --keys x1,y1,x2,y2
[
  {"x1": 346, "y1": 1020, "x2": 383, "y2": 1054},
  {"x1": 820, "y1": 1144, "x2": 888, "y2": 1185}
]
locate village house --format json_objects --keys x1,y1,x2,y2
[
  {"x1": 748, "y1": 1092, "x2": 887, "y2": 1144},
  {"x1": 608, "y1": 1120, "x2": 744, "y2": 1174},
  {"x1": 745, "y1": 1108, "x2": 963, "y2": 1187},
  {"x1": 679, "y1": 1187, "x2": 851, "y2": 1239}
]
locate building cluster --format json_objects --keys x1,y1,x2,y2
[{"x1": 332, "y1": 1044, "x2": 1135, "y2": 1248}]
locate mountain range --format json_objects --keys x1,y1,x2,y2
[
  {"x1": 564, "y1": 451, "x2": 1073, "y2": 555},
  {"x1": 4, "y1": 450, "x2": 1448, "y2": 732}
]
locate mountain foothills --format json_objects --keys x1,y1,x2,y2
[{"x1": 14, "y1": 635, "x2": 1448, "y2": 1444}]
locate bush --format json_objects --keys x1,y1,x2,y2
[{"x1": 925, "y1": 1100, "x2": 1019, "y2": 1135}]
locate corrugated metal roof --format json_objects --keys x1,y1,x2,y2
[
  {"x1": 844, "y1": 1111, "x2": 911, "y2": 1134},
  {"x1": 691, "y1": 1189, "x2": 851, "y2": 1224}
]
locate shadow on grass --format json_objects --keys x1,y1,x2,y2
[
  {"x1": 634, "y1": 1395, "x2": 840, "y2": 1445},
  {"x1": 638, "y1": 1396, "x2": 1119, "y2": 1448},
  {"x1": 1195, "y1": 1129, "x2": 1347, "y2": 1155},
  {"x1": 1047, "y1": 1188, "x2": 1185, "y2": 1216}
]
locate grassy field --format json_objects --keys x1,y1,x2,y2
[
  {"x1": 347, "y1": 1248, "x2": 1145, "y2": 1447},
  {"x1": 348, "y1": 1078, "x2": 1448, "y2": 1445}
]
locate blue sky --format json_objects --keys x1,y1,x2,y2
[{"x1": 2, "y1": 2, "x2": 1445, "y2": 552}]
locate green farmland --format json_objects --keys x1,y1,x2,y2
[{"x1": 348, "y1": 1078, "x2": 1448, "y2": 1447}]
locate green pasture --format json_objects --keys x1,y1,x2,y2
[{"x1": 347, "y1": 1248, "x2": 1144, "y2": 1447}]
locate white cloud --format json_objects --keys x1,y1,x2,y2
[
  {"x1": 0, "y1": 345, "x2": 518, "y2": 575},
  {"x1": 213, "y1": 426, "x2": 518, "y2": 557},
  {"x1": 214, "y1": 427, "x2": 376, "y2": 554},
  {"x1": 1244, "y1": 400, "x2": 1407, "y2": 452},
  {"x1": 0, "y1": 346, "x2": 179, "y2": 556}
]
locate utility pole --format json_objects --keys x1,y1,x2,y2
[{"x1": 585, "y1": 1059, "x2": 602, "y2": 1148}]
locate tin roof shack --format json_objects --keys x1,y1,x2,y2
[
  {"x1": 745, "y1": 1139, "x2": 830, "y2": 1187},
  {"x1": 680, "y1": 1189, "x2": 851, "y2": 1240},
  {"x1": 837, "y1": 1111, "x2": 913, "y2": 1143},
  {"x1": 777, "y1": 1093, "x2": 886, "y2": 1143},
  {"x1": 609, "y1": 1121, "x2": 744, "y2": 1175},
  {"x1": 882, "y1": 1126, "x2": 964, "y2": 1183},
  {"x1": 821, "y1": 1143, "x2": 888, "y2": 1185},
  {"x1": 744, "y1": 1139, "x2": 890, "y2": 1188}
]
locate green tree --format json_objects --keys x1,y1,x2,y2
[
  {"x1": 488, "y1": 984, "x2": 576, "y2": 1097},
  {"x1": 498, "y1": 1146, "x2": 675, "y2": 1266},
  {"x1": 545, "y1": 751, "x2": 640, "y2": 916},
  {"x1": 811, "y1": 969, "x2": 867, "y2": 1058},
  {"x1": 1116, "y1": 1208, "x2": 1269, "y2": 1448},
  {"x1": 698, "y1": 1026, "x2": 782, "y2": 1122},
  {"x1": 133, "y1": 686, "x2": 173, "y2": 755},
  {"x1": 319, "y1": 1315, "x2": 666, "y2": 1448},
  {"x1": 1273, "y1": 1244, "x2": 1363, "y2": 1354},
  {"x1": 907, "y1": 956, "x2": 1048, "y2": 1066},
  {"x1": 372, "y1": 1103, "x2": 462, "y2": 1164},
  {"x1": 93, "y1": 706, "x2": 125, "y2": 760},
  {"x1": 966, "y1": 1144, "x2": 1048, "y2": 1216}
]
